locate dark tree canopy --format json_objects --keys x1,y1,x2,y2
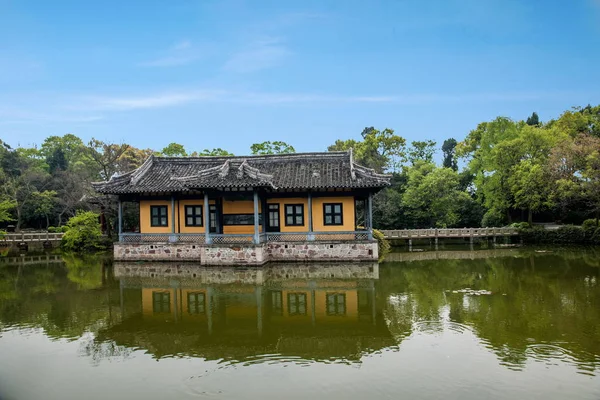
[
  {"x1": 442, "y1": 138, "x2": 458, "y2": 171},
  {"x1": 526, "y1": 112, "x2": 540, "y2": 126}
]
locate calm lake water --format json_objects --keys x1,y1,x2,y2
[{"x1": 1, "y1": 248, "x2": 599, "y2": 400}]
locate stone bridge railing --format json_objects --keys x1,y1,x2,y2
[{"x1": 380, "y1": 227, "x2": 519, "y2": 239}]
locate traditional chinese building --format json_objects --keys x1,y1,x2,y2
[{"x1": 92, "y1": 150, "x2": 390, "y2": 264}]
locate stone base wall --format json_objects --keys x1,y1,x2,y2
[
  {"x1": 267, "y1": 241, "x2": 378, "y2": 262},
  {"x1": 114, "y1": 243, "x2": 202, "y2": 261},
  {"x1": 113, "y1": 261, "x2": 378, "y2": 283},
  {"x1": 201, "y1": 244, "x2": 266, "y2": 265},
  {"x1": 115, "y1": 241, "x2": 378, "y2": 265}
]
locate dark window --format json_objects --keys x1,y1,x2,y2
[
  {"x1": 326, "y1": 293, "x2": 346, "y2": 316},
  {"x1": 150, "y1": 206, "x2": 168, "y2": 227},
  {"x1": 288, "y1": 293, "x2": 307, "y2": 316},
  {"x1": 152, "y1": 292, "x2": 170, "y2": 313},
  {"x1": 222, "y1": 214, "x2": 262, "y2": 225},
  {"x1": 210, "y1": 205, "x2": 217, "y2": 230},
  {"x1": 268, "y1": 204, "x2": 280, "y2": 228},
  {"x1": 271, "y1": 291, "x2": 283, "y2": 316},
  {"x1": 187, "y1": 292, "x2": 205, "y2": 314},
  {"x1": 185, "y1": 205, "x2": 203, "y2": 227},
  {"x1": 323, "y1": 203, "x2": 343, "y2": 226},
  {"x1": 285, "y1": 204, "x2": 304, "y2": 226}
]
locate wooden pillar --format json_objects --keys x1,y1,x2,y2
[
  {"x1": 170, "y1": 196, "x2": 175, "y2": 234},
  {"x1": 204, "y1": 193, "x2": 211, "y2": 244},
  {"x1": 308, "y1": 192, "x2": 314, "y2": 241},
  {"x1": 253, "y1": 190, "x2": 260, "y2": 244},
  {"x1": 206, "y1": 287, "x2": 213, "y2": 335},
  {"x1": 117, "y1": 198, "x2": 123, "y2": 241},
  {"x1": 367, "y1": 192, "x2": 373, "y2": 240},
  {"x1": 256, "y1": 286, "x2": 263, "y2": 337}
]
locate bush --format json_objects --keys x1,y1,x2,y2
[
  {"x1": 48, "y1": 226, "x2": 56, "y2": 232},
  {"x1": 510, "y1": 222, "x2": 530, "y2": 230},
  {"x1": 555, "y1": 225, "x2": 585, "y2": 242},
  {"x1": 582, "y1": 219, "x2": 599, "y2": 238},
  {"x1": 373, "y1": 229, "x2": 391, "y2": 261},
  {"x1": 518, "y1": 224, "x2": 590, "y2": 244},
  {"x1": 481, "y1": 209, "x2": 505, "y2": 227},
  {"x1": 61, "y1": 211, "x2": 108, "y2": 253}
]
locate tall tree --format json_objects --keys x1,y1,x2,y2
[
  {"x1": 526, "y1": 112, "x2": 540, "y2": 126},
  {"x1": 160, "y1": 143, "x2": 187, "y2": 157},
  {"x1": 442, "y1": 138, "x2": 458, "y2": 171},
  {"x1": 86, "y1": 139, "x2": 131, "y2": 180},
  {"x1": 250, "y1": 141, "x2": 295, "y2": 155},
  {"x1": 328, "y1": 127, "x2": 406, "y2": 173},
  {"x1": 407, "y1": 140, "x2": 437, "y2": 165},
  {"x1": 47, "y1": 147, "x2": 68, "y2": 173},
  {"x1": 194, "y1": 148, "x2": 234, "y2": 156},
  {"x1": 402, "y1": 162, "x2": 472, "y2": 228}
]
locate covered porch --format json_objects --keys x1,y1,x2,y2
[{"x1": 116, "y1": 189, "x2": 375, "y2": 245}]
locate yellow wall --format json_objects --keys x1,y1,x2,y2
[
  {"x1": 142, "y1": 288, "x2": 177, "y2": 320},
  {"x1": 312, "y1": 196, "x2": 355, "y2": 232},
  {"x1": 267, "y1": 197, "x2": 309, "y2": 232},
  {"x1": 315, "y1": 290, "x2": 358, "y2": 320},
  {"x1": 222, "y1": 200, "x2": 261, "y2": 234},
  {"x1": 140, "y1": 195, "x2": 356, "y2": 234},
  {"x1": 177, "y1": 200, "x2": 217, "y2": 234},
  {"x1": 140, "y1": 200, "x2": 176, "y2": 234}
]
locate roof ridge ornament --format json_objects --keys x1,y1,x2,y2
[
  {"x1": 131, "y1": 154, "x2": 155, "y2": 185},
  {"x1": 219, "y1": 160, "x2": 230, "y2": 178},
  {"x1": 349, "y1": 148, "x2": 356, "y2": 180}
]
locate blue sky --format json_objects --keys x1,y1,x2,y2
[{"x1": 1, "y1": 0, "x2": 599, "y2": 155}]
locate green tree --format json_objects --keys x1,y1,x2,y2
[
  {"x1": 31, "y1": 190, "x2": 58, "y2": 228},
  {"x1": 0, "y1": 199, "x2": 16, "y2": 223},
  {"x1": 47, "y1": 147, "x2": 68, "y2": 173},
  {"x1": 526, "y1": 112, "x2": 540, "y2": 126},
  {"x1": 61, "y1": 211, "x2": 107, "y2": 252},
  {"x1": 442, "y1": 138, "x2": 458, "y2": 171},
  {"x1": 508, "y1": 161, "x2": 552, "y2": 225},
  {"x1": 402, "y1": 162, "x2": 472, "y2": 227},
  {"x1": 160, "y1": 143, "x2": 187, "y2": 157},
  {"x1": 328, "y1": 127, "x2": 406, "y2": 173},
  {"x1": 194, "y1": 148, "x2": 234, "y2": 156},
  {"x1": 250, "y1": 141, "x2": 295, "y2": 155},
  {"x1": 407, "y1": 140, "x2": 437, "y2": 165}
]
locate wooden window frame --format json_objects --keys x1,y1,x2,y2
[
  {"x1": 152, "y1": 291, "x2": 171, "y2": 313},
  {"x1": 287, "y1": 292, "x2": 307, "y2": 316},
  {"x1": 271, "y1": 290, "x2": 283, "y2": 316},
  {"x1": 184, "y1": 205, "x2": 203, "y2": 227},
  {"x1": 326, "y1": 293, "x2": 346, "y2": 316},
  {"x1": 323, "y1": 202, "x2": 344, "y2": 226},
  {"x1": 150, "y1": 205, "x2": 168, "y2": 227},
  {"x1": 187, "y1": 292, "x2": 206, "y2": 314},
  {"x1": 284, "y1": 204, "x2": 304, "y2": 226}
]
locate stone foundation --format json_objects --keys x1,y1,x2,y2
[
  {"x1": 114, "y1": 241, "x2": 378, "y2": 265},
  {"x1": 267, "y1": 242, "x2": 378, "y2": 262},
  {"x1": 113, "y1": 261, "x2": 378, "y2": 284}
]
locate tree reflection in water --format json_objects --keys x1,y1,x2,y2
[{"x1": 0, "y1": 248, "x2": 599, "y2": 374}]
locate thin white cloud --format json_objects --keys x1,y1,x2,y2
[
  {"x1": 223, "y1": 37, "x2": 291, "y2": 73},
  {"x1": 84, "y1": 90, "x2": 226, "y2": 111},
  {"x1": 0, "y1": 89, "x2": 573, "y2": 125},
  {"x1": 138, "y1": 39, "x2": 200, "y2": 67}
]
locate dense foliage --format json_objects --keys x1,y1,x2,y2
[
  {"x1": 0, "y1": 104, "x2": 599, "y2": 234},
  {"x1": 61, "y1": 211, "x2": 109, "y2": 252}
]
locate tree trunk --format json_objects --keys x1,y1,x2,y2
[
  {"x1": 506, "y1": 209, "x2": 512, "y2": 224},
  {"x1": 528, "y1": 209, "x2": 533, "y2": 226},
  {"x1": 46, "y1": 214, "x2": 50, "y2": 229},
  {"x1": 16, "y1": 207, "x2": 22, "y2": 231}
]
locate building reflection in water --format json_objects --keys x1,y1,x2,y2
[{"x1": 100, "y1": 262, "x2": 394, "y2": 362}]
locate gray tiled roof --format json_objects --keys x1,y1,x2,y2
[{"x1": 91, "y1": 151, "x2": 391, "y2": 194}]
